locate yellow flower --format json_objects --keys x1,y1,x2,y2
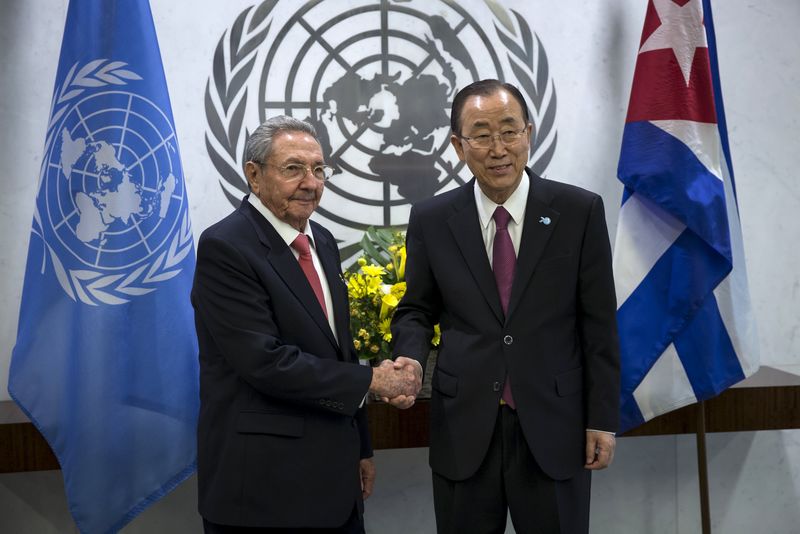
[
  {"x1": 353, "y1": 339, "x2": 361, "y2": 350},
  {"x1": 380, "y1": 293, "x2": 399, "y2": 320},
  {"x1": 389, "y1": 281, "x2": 406, "y2": 298},
  {"x1": 358, "y1": 328, "x2": 369, "y2": 340},
  {"x1": 357, "y1": 257, "x2": 367, "y2": 266},
  {"x1": 432, "y1": 324, "x2": 441, "y2": 346},
  {"x1": 386, "y1": 263, "x2": 394, "y2": 271},
  {"x1": 361, "y1": 264, "x2": 385, "y2": 277},
  {"x1": 397, "y1": 246, "x2": 407, "y2": 280},
  {"x1": 370, "y1": 344, "x2": 380, "y2": 353},
  {"x1": 347, "y1": 273, "x2": 368, "y2": 298},
  {"x1": 366, "y1": 275, "x2": 382, "y2": 295},
  {"x1": 378, "y1": 318, "x2": 393, "y2": 342}
]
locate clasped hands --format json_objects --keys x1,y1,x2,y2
[{"x1": 368, "y1": 356, "x2": 422, "y2": 409}]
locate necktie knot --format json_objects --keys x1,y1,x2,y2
[
  {"x1": 493, "y1": 206, "x2": 512, "y2": 230},
  {"x1": 291, "y1": 233, "x2": 312, "y2": 257}
]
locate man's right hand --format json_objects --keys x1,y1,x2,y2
[
  {"x1": 369, "y1": 359, "x2": 421, "y2": 400},
  {"x1": 381, "y1": 357, "x2": 423, "y2": 409}
]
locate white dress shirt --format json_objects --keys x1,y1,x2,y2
[{"x1": 473, "y1": 172, "x2": 530, "y2": 260}]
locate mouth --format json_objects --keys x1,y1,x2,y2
[{"x1": 488, "y1": 163, "x2": 513, "y2": 174}]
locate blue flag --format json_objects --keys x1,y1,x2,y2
[
  {"x1": 613, "y1": 0, "x2": 758, "y2": 433},
  {"x1": 8, "y1": 1, "x2": 198, "y2": 532}
]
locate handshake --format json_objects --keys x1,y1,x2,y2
[{"x1": 368, "y1": 356, "x2": 422, "y2": 409}]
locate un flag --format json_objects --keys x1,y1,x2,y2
[{"x1": 8, "y1": 1, "x2": 199, "y2": 532}]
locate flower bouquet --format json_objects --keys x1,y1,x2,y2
[{"x1": 345, "y1": 227, "x2": 440, "y2": 361}]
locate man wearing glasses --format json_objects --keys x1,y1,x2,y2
[
  {"x1": 192, "y1": 116, "x2": 419, "y2": 533},
  {"x1": 391, "y1": 80, "x2": 620, "y2": 533}
]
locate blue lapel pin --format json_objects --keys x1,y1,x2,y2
[{"x1": 539, "y1": 216, "x2": 551, "y2": 225}]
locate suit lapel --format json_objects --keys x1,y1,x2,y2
[
  {"x1": 311, "y1": 222, "x2": 351, "y2": 355},
  {"x1": 506, "y1": 171, "x2": 560, "y2": 319},
  {"x1": 446, "y1": 182, "x2": 505, "y2": 324},
  {"x1": 240, "y1": 201, "x2": 338, "y2": 348}
]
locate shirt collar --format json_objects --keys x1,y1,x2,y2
[
  {"x1": 247, "y1": 193, "x2": 315, "y2": 248},
  {"x1": 474, "y1": 172, "x2": 530, "y2": 229}
]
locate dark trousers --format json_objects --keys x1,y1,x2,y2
[
  {"x1": 202, "y1": 504, "x2": 364, "y2": 534},
  {"x1": 432, "y1": 405, "x2": 591, "y2": 534}
]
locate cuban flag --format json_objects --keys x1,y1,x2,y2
[
  {"x1": 614, "y1": 0, "x2": 759, "y2": 433},
  {"x1": 8, "y1": 1, "x2": 198, "y2": 532}
]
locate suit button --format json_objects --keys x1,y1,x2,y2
[
  {"x1": 503, "y1": 335, "x2": 513, "y2": 345},
  {"x1": 493, "y1": 381, "x2": 501, "y2": 392}
]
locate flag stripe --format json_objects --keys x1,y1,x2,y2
[
  {"x1": 673, "y1": 291, "x2": 745, "y2": 397},
  {"x1": 619, "y1": 121, "x2": 731, "y2": 261},
  {"x1": 631, "y1": 342, "x2": 695, "y2": 423},
  {"x1": 613, "y1": 191, "x2": 685, "y2": 305},
  {"x1": 618, "y1": 228, "x2": 730, "y2": 397}
]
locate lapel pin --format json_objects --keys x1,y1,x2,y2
[{"x1": 539, "y1": 216, "x2": 551, "y2": 225}]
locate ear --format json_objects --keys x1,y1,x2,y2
[
  {"x1": 525, "y1": 122, "x2": 534, "y2": 141},
  {"x1": 244, "y1": 161, "x2": 259, "y2": 193},
  {"x1": 450, "y1": 134, "x2": 466, "y2": 162}
]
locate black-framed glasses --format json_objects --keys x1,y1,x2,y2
[
  {"x1": 252, "y1": 161, "x2": 334, "y2": 182},
  {"x1": 458, "y1": 127, "x2": 529, "y2": 149}
]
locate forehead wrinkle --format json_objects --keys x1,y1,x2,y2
[
  {"x1": 466, "y1": 115, "x2": 520, "y2": 130},
  {"x1": 280, "y1": 155, "x2": 325, "y2": 165}
]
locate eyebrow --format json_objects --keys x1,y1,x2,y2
[
  {"x1": 282, "y1": 157, "x2": 326, "y2": 166},
  {"x1": 468, "y1": 116, "x2": 520, "y2": 129}
]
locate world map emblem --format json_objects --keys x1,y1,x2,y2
[
  {"x1": 36, "y1": 60, "x2": 194, "y2": 306},
  {"x1": 206, "y1": 0, "x2": 557, "y2": 258}
]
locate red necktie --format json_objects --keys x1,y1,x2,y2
[
  {"x1": 291, "y1": 233, "x2": 328, "y2": 319},
  {"x1": 492, "y1": 207, "x2": 516, "y2": 409}
]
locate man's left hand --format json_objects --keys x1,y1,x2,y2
[
  {"x1": 584, "y1": 430, "x2": 616, "y2": 470},
  {"x1": 360, "y1": 458, "x2": 376, "y2": 500}
]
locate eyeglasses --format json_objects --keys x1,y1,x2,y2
[
  {"x1": 252, "y1": 161, "x2": 334, "y2": 182},
  {"x1": 458, "y1": 127, "x2": 528, "y2": 150}
]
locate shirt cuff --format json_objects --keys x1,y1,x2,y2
[{"x1": 586, "y1": 428, "x2": 616, "y2": 436}]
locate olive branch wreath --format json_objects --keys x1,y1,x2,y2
[
  {"x1": 205, "y1": 1, "x2": 556, "y2": 208},
  {"x1": 488, "y1": 3, "x2": 558, "y2": 175},
  {"x1": 205, "y1": 0, "x2": 277, "y2": 207},
  {"x1": 35, "y1": 59, "x2": 194, "y2": 306}
]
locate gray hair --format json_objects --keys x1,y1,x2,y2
[{"x1": 243, "y1": 115, "x2": 319, "y2": 168}]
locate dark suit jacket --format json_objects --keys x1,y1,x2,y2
[
  {"x1": 192, "y1": 198, "x2": 373, "y2": 528},
  {"x1": 392, "y1": 170, "x2": 619, "y2": 482}
]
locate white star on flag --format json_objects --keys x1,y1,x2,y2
[{"x1": 639, "y1": 0, "x2": 707, "y2": 85}]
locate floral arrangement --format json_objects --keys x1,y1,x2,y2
[{"x1": 345, "y1": 227, "x2": 440, "y2": 361}]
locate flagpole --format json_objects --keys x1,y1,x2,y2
[{"x1": 696, "y1": 400, "x2": 711, "y2": 534}]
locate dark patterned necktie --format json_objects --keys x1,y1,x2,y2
[{"x1": 492, "y1": 206, "x2": 516, "y2": 409}]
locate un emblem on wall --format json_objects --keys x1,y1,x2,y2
[
  {"x1": 206, "y1": 0, "x2": 556, "y2": 257},
  {"x1": 37, "y1": 60, "x2": 193, "y2": 305}
]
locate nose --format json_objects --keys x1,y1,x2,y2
[
  {"x1": 488, "y1": 135, "x2": 507, "y2": 155},
  {"x1": 297, "y1": 167, "x2": 319, "y2": 187}
]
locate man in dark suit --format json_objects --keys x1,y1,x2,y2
[
  {"x1": 192, "y1": 116, "x2": 419, "y2": 533},
  {"x1": 390, "y1": 80, "x2": 620, "y2": 533}
]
